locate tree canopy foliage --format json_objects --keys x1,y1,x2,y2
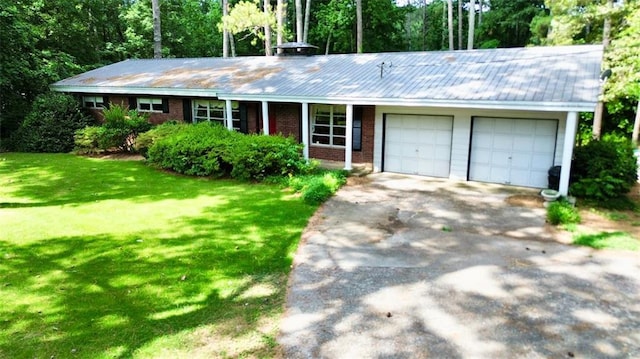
[{"x1": 1, "y1": 0, "x2": 638, "y2": 145}]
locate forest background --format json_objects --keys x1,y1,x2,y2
[{"x1": 1, "y1": 0, "x2": 638, "y2": 144}]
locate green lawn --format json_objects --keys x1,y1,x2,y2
[{"x1": 0, "y1": 153, "x2": 317, "y2": 358}]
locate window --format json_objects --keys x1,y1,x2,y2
[
  {"x1": 138, "y1": 98, "x2": 163, "y2": 112},
  {"x1": 192, "y1": 100, "x2": 241, "y2": 131},
  {"x1": 311, "y1": 105, "x2": 346, "y2": 147},
  {"x1": 83, "y1": 96, "x2": 105, "y2": 109}
]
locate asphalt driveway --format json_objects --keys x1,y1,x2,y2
[{"x1": 279, "y1": 173, "x2": 640, "y2": 358}]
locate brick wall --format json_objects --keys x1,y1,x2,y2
[
  {"x1": 87, "y1": 95, "x2": 186, "y2": 124},
  {"x1": 246, "y1": 102, "x2": 260, "y2": 133},
  {"x1": 271, "y1": 103, "x2": 301, "y2": 142},
  {"x1": 309, "y1": 105, "x2": 374, "y2": 164}
]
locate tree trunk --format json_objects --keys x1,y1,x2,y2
[
  {"x1": 229, "y1": 32, "x2": 236, "y2": 57},
  {"x1": 295, "y1": 0, "x2": 303, "y2": 42},
  {"x1": 467, "y1": 0, "x2": 475, "y2": 49},
  {"x1": 276, "y1": 0, "x2": 284, "y2": 54},
  {"x1": 447, "y1": 0, "x2": 454, "y2": 51},
  {"x1": 478, "y1": 0, "x2": 483, "y2": 26},
  {"x1": 264, "y1": 0, "x2": 272, "y2": 56},
  {"x1": 325, "y1": 30, "x2": 332, "y2": 55},
  {"x1": 593, "y1": 101, "x2": 604, "y2": 140},
  {"x1": 303, "y1": 0, "x2": 311, "y2": 43},
  {"x1": 152, "y1": 0, "x2": 162, "y2": 58},
  {"x1": 223, "y1": 0, "x2": 229, "y2": 57},
  {"x1": 602, "y1": 0, "x2": 613, "y2": 48},
  {"x1": 592, "y1": 0, "x2": 614, "y2": 137},
  {"x1": 457, "y1": 0, "x2": 462, "y2": 50},
  {"x1": 632, "y1": 100, "x2": 640, "y2": 145},
  {"x1": 356, "y1": 0, "x2": 363, "y2": 53}
]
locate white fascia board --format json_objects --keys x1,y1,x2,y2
[
  {"x1": 50, "y1": 85, "x2": 219, "y2": 98},
  {"x1": 218, "y1": 93, "x2": 597, "y2": 113}
]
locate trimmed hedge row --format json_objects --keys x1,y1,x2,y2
[{"x1": 143, "y1": 122, "x2": 309, "y2": 180}]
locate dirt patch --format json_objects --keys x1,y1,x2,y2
[
  {"x1": 347, "y1": 176, "x2": 373, "y2": 186},
  {"x1": 506, "y1": 194, "x2": 544, "y2": 208}
]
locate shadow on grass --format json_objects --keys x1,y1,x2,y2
[
  {"x1": 0, "y1": 153, "x2": 222, "y2": 208},
  {"x1": 0, "y1": 153, "x2": 318, "y2": 358},
  {"x1": 573, "y1": 231, "x2": 640, "y2": 251},
  {"x1": 1, "y1": 197, "x2": 313, "y2": 357}
]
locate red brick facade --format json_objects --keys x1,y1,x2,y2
[
  {"x1": 308, "y1": 105, "x2": 374, "y2": 164},
  {"x1": 84, "y1": 94, "x2": 374, "y2": 164}
]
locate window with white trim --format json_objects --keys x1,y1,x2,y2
[
  {"x1": 138, "y1": 98, "x2": 163, "y2": 112},
  {"x1": 83, "y1": 96, "x2": 105, "y2": 109},
  {"x1": 192, "y1": 100, "x2": 240, "y2": 131},
  {"x1": 311, "y1": 104, "x2": 346, "y2": 147}
]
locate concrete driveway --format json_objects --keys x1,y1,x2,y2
[{"x1": 279, "y1": 173, "x2": 640, "y2": 358}]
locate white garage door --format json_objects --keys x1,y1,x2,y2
[
  {"x1": 469, "y1": 117, "x2": 558, "y2": 188},
  {"x1": 384, "y1": 114, "x2": 453, "y2": 177}
]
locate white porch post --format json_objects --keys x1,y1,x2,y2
[
  {"x1": 261, "y1": 101, "x2": 269, "y2": 135},
  {"x1": 225, "y1": 99, "x2": 233, "y2": 130},
  {"x1": 301, "y1": 102, "x2": 310, "y2": 160},
  {"x1": 344, "y1": 104, "x2": 353, "y2": 170},
  {"x1": 559, "y1": 111, "x2": 578, "y2": 196}
]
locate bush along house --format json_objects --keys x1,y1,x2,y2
[{"x1": 51, "y1": 43, "x2": 603, "y2": 196}]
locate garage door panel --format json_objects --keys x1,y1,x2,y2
[
  {"x1": 385, "y1": 114, "x2": 453, "y2": 177},
  {"x1": 470, "y1": 117, "x2": 558, "y2": 188}
]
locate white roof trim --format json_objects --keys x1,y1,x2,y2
[
  {"x1": 50, "y1": 85, "x2": 219, "y2": 97},
  {"x1": 51, "y1": 85, "x2": 596, "y2": 113},
  {"x1": 217, "y1": 94, "x2": 597, "y2": 113}
]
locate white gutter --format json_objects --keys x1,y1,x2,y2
[
  {"x1": 50, "y1": 85, "x2": 219, "y2": 98},
  {"x1": 50, "y1": 85, "x2": 596, "y2": 113},
  {"x1": 217, "y1": 93, "x2": 597, "y2": 113}
]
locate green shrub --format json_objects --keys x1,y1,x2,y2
[
  {"x1": 134, "y1": 121, "x2": 181, "y2": 158},
  {"x1": 11, "y1": 92, "x2": 95, "y2": 152},
  {"x1": 226, "y1": 134, "x2": 307, "y2": 180},
  {"x1": 146, "y1": 122, "x2": 235, "y2": 177},
  {"x1": 74, "y1": 126, "x2": 105, "y2": 154},
  {"x1": 100, "y1": 104, "x2": 152, "y2": 152},
  {"x1": 146, "y1": 122, "x2": 308, "y2": 180},
  {"x1": 290, "y1": 171, "x2": 348, "y2": 205},
  {"x1": 73, "y1": 104, "x2": 152, "y2": 153},
  {"x1": 570, "y1": 133, "x2": 637, "y2": 201},
  {"x1": 546, "y1": 200, "x2": 581, "y2": 225}
]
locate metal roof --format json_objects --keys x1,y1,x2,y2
[{"x1": 52, "y1": 45, "x2": 603, "y2": 111}]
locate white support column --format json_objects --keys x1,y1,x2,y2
[
  {"x1": 261, "y1": 101, "x2": 269, "y2": 135},
  {"x1": 344, "y1": 104, "x2": 353, "y2": 170},
  {"x1": 559, "y1": 111, "x2": 578, "y2": 196},
  {"x1": 301, "y1": 102, "x2": 310, "y2": 160},
  {"x1": 225, "y1": 99, "x2": 233, "y2": 130}
]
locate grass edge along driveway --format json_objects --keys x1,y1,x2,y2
[{"x1": 0, "y1": 153, "x2": 318, "y2": 358}]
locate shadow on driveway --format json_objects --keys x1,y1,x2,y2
[{"x1": 279, "y1": 173, "x2": 640, "y2": 358}]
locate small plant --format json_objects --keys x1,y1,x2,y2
[
  {"x1": 288, "y1": 170, "x2": 347, "y2": 205},
  {"x1": 546, "y1": 200, "x2": 581, "y2": 225},
  {"x1": 73, "y1": 104, "x2": 151, "y2": 153}
]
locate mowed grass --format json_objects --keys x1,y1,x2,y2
[{"x1": 0, "y1": 153, "x2": 318, "y2": 358}]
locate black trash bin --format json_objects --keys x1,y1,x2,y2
[{"x1": 548, "y1": 166, "x2": 561, "y2": 190}]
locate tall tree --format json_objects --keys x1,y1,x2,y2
[
  {"x1": 304, "y1": 0, "x2": 312, "y2": 42},
  {"x1": 152, "y1": 0, "x2": 162, "y2": 58},
  {"x1": 295, "y1": 0, "x2": 303, "y2": 41},
  {"x1": 264, "y1": 0, "x2": 272, "y2": 55},
  {"x1": 467, "y1": 0, "x2": 475, "y2": 49},
  {"x1": 448, "y1": 0, "x2": 454, "y2": 50},
  {"x1": 592, "y1": 0, "x2": 615, "y2": 139},
  {"x1": 220, "y1": 0, "x2": 275, "y2": 55},
  {"x1": 458, "y1": 0, "x2": 463, "y2": 49},
  {"x1": 356, "y1": 0, "x2": 363, "y2": 53},
  {"x1": 223, "y1": 0, "x2": 229, "y2": 57},
  {"x1": 276, "y1": 0, "x2": 285, "y2": 53}
]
